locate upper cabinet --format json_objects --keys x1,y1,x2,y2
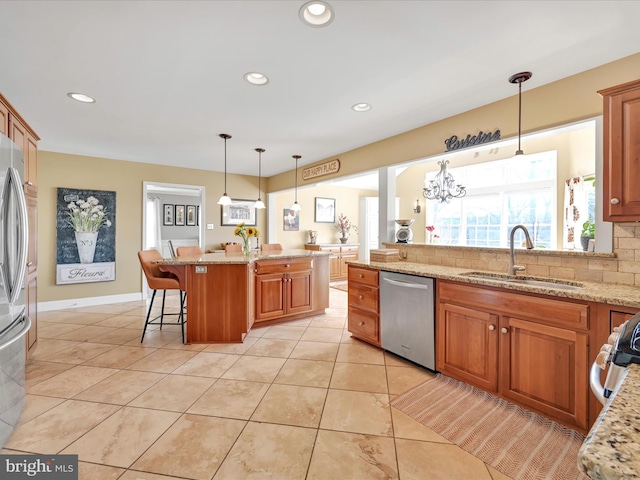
[{"x1": 599, "y1": 79, "x2": 640, "y2": 221}]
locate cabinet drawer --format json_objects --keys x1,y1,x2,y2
[
  {"x1": 348, "y1": 283, "x2": 379, "y2": 313},
  {"x1": 255, "y1": 258, "x2": 312, "y2": 275},
  {"x1": 348, "y1": 266, "x2": 378, "y2": 287},
  {"x1": 341, "y1": 246, "x2": 359, "y2": 253},
  {"x1": 348, "y1": 307, "x2": 379, "y2": 344}
]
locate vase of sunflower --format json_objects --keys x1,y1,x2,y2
[{"x1": 234, "y1": 222, "x2": 259, "y2": 255}]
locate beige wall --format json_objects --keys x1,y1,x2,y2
[
  {"x1": 271, "y1": 185, "x2": 377, "y2": 249},
  {"x1": 39, "y1": 151, "x2": 266, "y2": 303},
  {"x1": 268, "y1": 53, "x2": 640, "y2": 193}
]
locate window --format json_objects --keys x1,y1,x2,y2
[{"x1": 427, "y1": 152, "x2": 557, "y2": 248}]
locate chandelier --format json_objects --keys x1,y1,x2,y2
[{"x1": 422, "y1": 160, "x2": 466, "y2": 203}]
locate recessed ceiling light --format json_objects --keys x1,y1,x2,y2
[
  {"x1": 67, "y1": 92, "x2": 96, "y2": 103},
  {"x1": 299, "y1": 1, "x2": 335, "y2": 27},
  {"x1": 243, "y1": 72, "x2": 269, "y2": 86},
  {"x1": 352, "y1": 103, "x2": 372, "y2": 112}
]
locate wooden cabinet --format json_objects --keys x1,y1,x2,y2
[
  {"x1": 599, "y1": 79, "x2": 640, "y2": 221},
  {"x1": 254, "y1": 257, "x2": 313, "y2": 322},
  {"x1": 347, "y1": 265, "x2": 380, "y2": 346},
  {"x1": 1, "y1": 93, "x2": 38, "y2": 360},
  {"x1": 305, "y1": 244, "x2": 359, "y2": 281},
  {"x1": 437, "y1": 280, "x2": 590, "y2": 431}
]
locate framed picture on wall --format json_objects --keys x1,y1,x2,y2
[
  {"x1": 283, "y1": 208, "x2": 300, "y2": 231},
  {"x1": 186, "y1": 205, "x2": 197, "y2": 226},
  {"x1": 314, "y1": 197, "x2": 335, "y2": 223},
  {"x1": 163, "y1": 204, "x2": 174, "y2": 226},
  {"x1": 221, "y1": 198, "x2": 257, "y2": 226},
  {"x1": 175, "y1": 205, "x2": 186, "y2": 226}
]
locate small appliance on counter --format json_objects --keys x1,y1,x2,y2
[
  {"x1": 590, "y1": 312, "x2": 640, "y2": 405},
  {"x1": 395, "y1": 219, "x2": 414, "y2": 243}
]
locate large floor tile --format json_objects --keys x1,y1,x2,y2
[
  {"x1": 29, "y1": 339, "x2": 81, "y2": 360},
  {"x1": 131, "y1": 414, "x2": 245, "y2": 480},
  {"x1": 187, "y1": 379, "x2": 269, "y2": 420},
  {"x1": 27, "y1": 365, "x2": 119, "y2": 398},
  {"x1": 330, "y1": 362, "x2": 388, "y2": 393},
  {"x1": 336, "y1": 341, "x2": 386, "y2": 365},
  {"x1": 73, "y1": 370, "x2": 165, "y2": 405},
  {"x1": 82, "y1": 345, "x2": 157, "y2": 369},
  {"x1": 213, "y1": 422, "x2": 316, "y2": 480},
  {"x1": 61, "y1": 406, "x2": 180, "y2": 468},
  {"x1": 289, "y1": 341, "x2": 339, "y2": 362},
  {"x1": 202, "y1": 336, "x2": 258, "y2": 355},
  {"x1": 220, "y1": 355, "x2": 286, "y2": 382},
  {"x1": 127, "y1": 374, "x2": 215, "y2": 412},
  {"x1": 5, "y1": 400, "x2": 120, "y2": 453},
  {"x1": 390, "y1": 408, "x2": 451, "y2": 443},
  {"x1": 244, "y1": 337, "x2": 298, "y2": 358},
  {"x1": 25, "y1": 361, "x2": 75, "y2": 387},
  {"x1": 308, "y1": 314, "x2": 347, "y2": 329},
  {"x1": 274, "y1": 358, "x2": 334, "y2": 388},
  {"x1": 395, "y1": 438, "x2": 494, "y2": 480},
  {"x1": 260, "y1": 324, "x2": 307, "y2": 340},
  {"x1": 78, "y1": 462, "x2": 125, "y2": 480},
  {"x1": 171, "y1": 351, "x2": 241, "y2": 377},
  {"x1": 307, "y1": 429, "x2": 398, "y2": 480},
  {"x1": 386, "y1": 365, "x2": 435, "y2": 396},
  {"x1": 125, "y1": 349, "x2": 196, "y2": 373},
  {"x1": 320, "y1": 389, "x2": 392, "y2": 436},
  {"x1": 38, "y1": 341, "x2": 116, "y2": 364},
  {"x1": 251, "y1": 384, "x2": 327, "y2": 428},
  {"x1": 300, "y1": 326, "x2": 343, "y2": 343},
  {"x1": 18, "y1": 395, "x2": 66, "y2": 425}
]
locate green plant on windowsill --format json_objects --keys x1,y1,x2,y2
[{"x1": 580, "y1": 220, "x2": 595, "y2": 251}]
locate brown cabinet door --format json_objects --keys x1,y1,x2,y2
[
  {"x1": 25, "y1": 133, "x2": 38, "y2": 196},
  {"x1": 255, "y1": 273, "x2": 286, "y2": 321},
  {"x1": 437, "y1": 302, "x2": 499, "y2": 392},
  {"x1": 0, "y1": 101, "x2": 8, "y2": 135},
  {"x1": 600, "y1": 79, "x2": 640, "y2": 220},
  {"x1": 329, "y1": 255, "x2": 340, "y2": 280},
  {"x1": 340, "y1": 252, "x2": 357, "y2": 278},
  {"x1": 500, "y1": 316, "x2": 588, "y2": 430},
  {"x1": 287, "y1": 270, "x2": 313, "y2": 315},
  {"x1": 348, "y1": 307, "x2": 380, "y2": 346},
  {"x1": 26, "y1": 195, "x2": 37, "y2": 275}
]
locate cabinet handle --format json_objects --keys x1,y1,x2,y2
[
  {"x1": 358, "y1": 274, "x2": 364, "y2": 278},
  {"x1": 501, "y1": 327, "x2": 509, "y2": 334},
  {"x1": 488, "y1": 325, "x2": 495, "y2": 331},
  {"x1": 359, "y1": 321, "x2": 365, "y2": 326},
  {"x1": 358, "y1": 294, "x2": 364, "y2": 300},
  {"x1": 611, "y1": 198, "x2": 620, "y2": 205},
  {"x1": 25, "y1": 181, "x2": 33, "y2": 186},
  {"x1": 27, "y1": 262, "x2": 33, "y2": 267}
]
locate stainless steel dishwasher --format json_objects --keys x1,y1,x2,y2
[{"x1": 380, "y1": 271, "x2": 435, "y2": 371}]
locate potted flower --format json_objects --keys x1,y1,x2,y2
[
  {"x1": 234, "y1": 222, "x2": 259, "y2": 255},
  {"x1": 335, "y1": 213, "x2": 357, "y2": 244},
  {"x1": 580, "y1": 219, "x2": 595, "y2": 251},
  {"x1": 67, "y1": 196, "x2": 111, "y2": 264}
]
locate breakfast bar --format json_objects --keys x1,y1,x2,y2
[{"x1": 155, "y1": 249, "x2": 330, "y2": 343}]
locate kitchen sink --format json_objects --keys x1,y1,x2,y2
[{"x1": 461, "y1": 272, "x2": 584, "y2": 291}]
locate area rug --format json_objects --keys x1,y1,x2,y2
[
  {"x1": 390, "y1": 374, "x2": 588, "y2": 480},
  {"x1": 330, "y1": 280, "x2": 348, "y2": 292}
]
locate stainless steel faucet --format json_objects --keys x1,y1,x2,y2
[{"x1": 509, "y1": 225, "x2": 534, "y2": 275}]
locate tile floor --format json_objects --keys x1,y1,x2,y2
[{"x1": 3, "y1": 287, "x2": 512, "y2": 480}]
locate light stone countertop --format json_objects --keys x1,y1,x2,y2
[
  {"x1": 349, "y1": 260, "x2": 640, "y2": 309},
  {"x1": 154, "y1": 248, "x2": 329, "y2": 265},
  {"x1": 578, "y1": 365, "x2": 640, "y2": 479}
]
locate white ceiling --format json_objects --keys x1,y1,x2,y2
[{"x1": 1, "y1": 1, "x2": 639, "y2": 178}]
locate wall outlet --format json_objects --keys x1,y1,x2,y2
[{"x1": 206, "y1": 224, "x2": 214, "y2": 230}]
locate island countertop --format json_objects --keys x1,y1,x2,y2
[
  {"x1": 578, "y1": 365, "x2": 640, "y2": 479},
  {"x1": 154, "y1": 248, "x2": 329, "y2": 265}
]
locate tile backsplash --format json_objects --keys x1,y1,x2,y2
[{"x1": 386, "y1": 223, "x2": 640, "y2": 287}]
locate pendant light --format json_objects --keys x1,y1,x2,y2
[
  {"x1": 291, "y1": 155, "x2": 302, "y2": 211},
  {"x1": 508, "y1": 71, "x2": 532, "y2": 156},
  {"x1": 254, "y1": 148, "x2": 266, "y2": 209},
  {"x1": 217, "y1": 133, "x2": 232, "y2": 206}
]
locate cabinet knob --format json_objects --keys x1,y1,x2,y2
[
  {"x1": 611, "y1": 198, "x2": 620, "y2": 205},
  {"x1": 25, "y1": 181, "x2": 33, "y2": 186},
  {"x1": 488, "y1": 325, "x2": 495, "y2": 331},
  {"x1": 501, "y1": 327, "x2": 509, "y2": 334},
  {"x1": 359, "y1": 321, "x2": 365, "y2": 326},
  {"x1": 358, "y1": 274, "x2": 364, "y2": 278},
  {"x1": 285, "y1": 264, "x2": 290, "y2": 268}
]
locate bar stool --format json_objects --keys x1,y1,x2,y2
[
  {"x1": 260, "y1": 243, "x2": 283, "y2": 251},
  {"x1": 138, "y1": 249, "x2": 186, "y2": 343},
  {"x1": 176, "y1": 246, "x2": 203, "y2": 256},
  {"x1": 225, "y1": 244, "x2": 242, "y2": 253}
]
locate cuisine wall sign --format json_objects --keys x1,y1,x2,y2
[
  {"x1": 444, "y1": 130, "x2": 501, "y2": 152},
  {"x1": 302, "y1": 159, "x2": 340, "y2": 181}
]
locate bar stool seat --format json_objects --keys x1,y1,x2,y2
[{"x1": 138, "y1": 249, "x2": 186, "y2": 343}]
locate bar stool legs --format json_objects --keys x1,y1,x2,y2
[{"x1": 140, "y1": 289, "x2": 186, "y2": 343}]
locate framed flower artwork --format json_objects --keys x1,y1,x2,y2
[
  {"x1": 175, "y1": 205, "x2": 186, "y2": 226},
  {"x1": 163, "y1": 204, "x2": 174, "y2": 226}
]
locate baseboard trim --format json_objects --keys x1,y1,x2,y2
[{"x1": 38, "y1": 292, "x2": 144, "y2": 312}]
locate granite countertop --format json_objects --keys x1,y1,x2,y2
[
  {"x1": 155, "y1": 248, "x2": 329, "y2": 265},
  {"x1": 578, "y1": 365, "x2": 640, "y2": 479},
  {"x1": 349, "y1": 260, "x2": 640, "y2": 309}
]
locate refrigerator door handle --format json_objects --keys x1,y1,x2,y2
[
  {"x1": 1, "y1": 167, "x2": 28, "y2": 304},
  {"x1": 0, "y1": 314, "x2": 30, "y2": 350}
]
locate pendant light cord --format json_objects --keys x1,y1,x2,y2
[{"x1": 518, "y1": 80, "x2": 522, "y2": 153}]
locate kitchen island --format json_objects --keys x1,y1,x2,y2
[{"x1": 155, "y1": 249, "x2": 329, "y2": 343}]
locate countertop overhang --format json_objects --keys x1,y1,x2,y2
[
  {"x1": 154, "y1": 249, "x2": 329, "y2": 265},
  {"x1": 348, "y1": 260, "x2": 640, "y2": 310}
]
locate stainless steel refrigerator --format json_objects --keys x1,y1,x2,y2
[{"x1": 0, "y1": 132, "x2": 31, "y2": 447}]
